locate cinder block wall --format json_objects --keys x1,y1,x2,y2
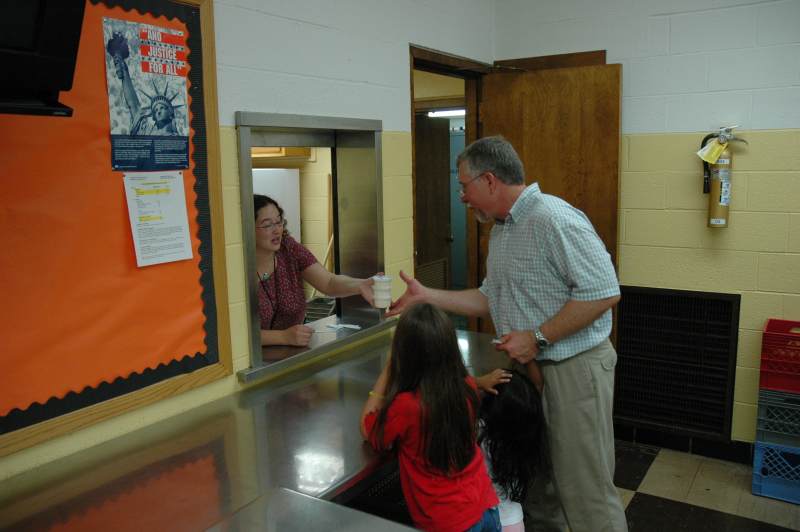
[{"x1": 620, "y1": 129, "x2": 800, "y2": 441}]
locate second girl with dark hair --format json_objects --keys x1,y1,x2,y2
[
  {"x1": 254, "y1": 194, "x2": 376, "y2": 346},
  {"x1": 479, "y1": 369, "x2": 549, "y2": 531}
]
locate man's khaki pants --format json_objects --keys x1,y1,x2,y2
[{"x1": 523, "y1": 339, "x2": 628, "y2": 532}]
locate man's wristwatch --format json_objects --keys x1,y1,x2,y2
[{"x1": 534, "y1": 328, "x2": 551, "y2": 350}]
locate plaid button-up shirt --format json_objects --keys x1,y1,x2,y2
[{"x1": 479, "y1": 183, "x2": 620, "y2": 361}]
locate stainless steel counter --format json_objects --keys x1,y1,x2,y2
[
  {"x1": 0, "y1": 330, "x2": 508, "y2": 531},
  {"x1": 209, "y1": 488, "x2": 415, "y2": 531}
]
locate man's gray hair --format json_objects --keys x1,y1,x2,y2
[{"x1": 456, "y1": 136, "x2": 525, "y2": 185}]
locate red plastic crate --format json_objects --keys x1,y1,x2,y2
[{"x1": 760, "y1": 319, "x2": 800, "y2": 393}]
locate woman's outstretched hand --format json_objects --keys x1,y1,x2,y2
[
  {"x1": 385, "y1": 270, "x2": 428, "y2": 317},
  {"x1": 359, "y1": 275, "x2": 377, "y2": 306},
  {"x1": 475, "y1": 369, "x2": 512, "y2": 395}
]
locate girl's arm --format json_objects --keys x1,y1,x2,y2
[
  {"x1": 474, "y1": 369, "x2": 512, "y2": 395},
  {"x1": 360, "y1": 357, "x2": 391, "y2": 439}
]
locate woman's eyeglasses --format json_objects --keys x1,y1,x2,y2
[{"x1": 256, "y1": 219, "x2": 286, "y2": 231}]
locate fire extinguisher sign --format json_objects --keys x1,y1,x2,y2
[{"x1": 717, "y1": 168, "x2": 731, "y2": 206}]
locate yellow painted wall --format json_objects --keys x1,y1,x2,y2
[
  {"x1": 412, "y1": 70, "x2": 465, "y2": 101},
  {"x1": 619, "y1": 129, "x2": 800, "y2": 442},
  {"x1": 381, "y1": 131, "x2": 415, "y2": 297},
  {"x1": 0, "y1": 128, "x2": 414, "y2": 481}
]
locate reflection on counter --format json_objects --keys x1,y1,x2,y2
[
  {"x1": 2, "y1": 418, "x2": 236, "y2": 532},
  {"x1": 0, "y1": 331, "x2": 507, "y2": 531},
  {"x1": 209, "y1": 488, "x2": 415, "y2": 531}
]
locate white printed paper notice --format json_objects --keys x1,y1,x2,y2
[{"x1": 123, "y1": 171, "x2": 193, "y2": 267}]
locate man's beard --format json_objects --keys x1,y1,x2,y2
[{"x1": 471, "y1": 207, "x2": 490, "y2": 224}]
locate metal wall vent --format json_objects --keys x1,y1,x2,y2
[
  {"x1": 614, "y1": 286, "x2": 740, "y2": 440},
  {"x1": 416, "y1": 258, "x2": 449, "y2": 290}
]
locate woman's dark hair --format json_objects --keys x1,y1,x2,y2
[
  {"x1": 479, "y1": 369, "x2": 549, "y2": 502},
  {"x1": 371, "y1": 303, "x2": 479, "y2": 473},
  {"x1": 254, "y1": 194, "x2": 284, "y2": 221},
  {"x1": 253, "y1": 194, "x2": 288, "y2": 236}
]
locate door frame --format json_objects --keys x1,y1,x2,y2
[{"x1": 410, "y1": 45, "x2": 488, "y2": 330}]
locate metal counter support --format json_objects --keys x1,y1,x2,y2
[{"x1": 0, "y1": 331, "x2": 508, "y2": 531}]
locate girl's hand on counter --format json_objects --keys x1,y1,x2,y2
[{"x1": 475, "y1": 369, "x2": 512, "y2": 395}]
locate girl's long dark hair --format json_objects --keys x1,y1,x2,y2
[
  {"x1": 479, "y1": 369, "x2": 549, "y2": 502},
  {"x1": 372, "y1": 303, "x2": 479, "y2": 473}
]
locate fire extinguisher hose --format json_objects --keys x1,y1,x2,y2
[{"x1": 699, "y1": 132, "x2": 719, "y2": 193}]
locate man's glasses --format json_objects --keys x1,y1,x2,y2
[
  {"x1": 256, "y1": 219, "x2": 286, "y2": 231},
  {"x1": 457, "y1": 172, "x2": 486, "y2": 197}
]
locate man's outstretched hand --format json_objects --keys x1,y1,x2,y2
[{"x1": 385, "y1": 270, "x2": 429, "y2": 317}]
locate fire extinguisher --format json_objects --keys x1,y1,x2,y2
[{"x1": 698, "y1": 126, "x2": 748, "y2": 228}]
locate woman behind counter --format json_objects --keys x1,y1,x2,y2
[{"x1": 255, "y1": 194, "x2": 376, "y2": 347}]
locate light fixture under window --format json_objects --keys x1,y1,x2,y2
[{"x1": 427, "y1": 109, "x2": 465, "y2": 118}]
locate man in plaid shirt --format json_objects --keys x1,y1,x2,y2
[{"x1": 388, "y1": 136, "x2": 627, "y2": 532}]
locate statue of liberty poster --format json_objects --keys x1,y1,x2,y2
[{"x1": 103, "y1": 17, "x2": 190, "y2": 171}]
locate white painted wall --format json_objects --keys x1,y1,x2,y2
[
  {"x1": 252, "y1": 168, "x2": 302, "y2": 238},
  {"x1": 494, "y1": 0, "x2": 800, "y2": 133},
  {"x1": 214, "y1": 0, "x2": 495, "y2": 130}
]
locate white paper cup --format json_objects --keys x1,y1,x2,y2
[{"x1": 372, "y1": 275, "x2": 392, "y2": 308}]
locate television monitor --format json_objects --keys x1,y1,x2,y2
[{"x1": 0, "y1": 0, "x2": 86, "y2": 117}]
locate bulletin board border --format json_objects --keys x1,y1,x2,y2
[{"x1": 0, "y1": 0, "x2": 231, "y2": 457}]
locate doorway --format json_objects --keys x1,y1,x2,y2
[{"x1": 410, "y1": 47, "x2": 488, "y2": 331}]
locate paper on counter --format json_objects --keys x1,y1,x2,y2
[{"x1": 327, "y1": 324, "x2": 362, "y2": 331}]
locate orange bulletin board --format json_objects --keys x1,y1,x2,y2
[{"x1": 0, "y1": 0, "x2": 227, "y2": 442}]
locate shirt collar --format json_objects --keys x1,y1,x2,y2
[{"x1": 506, "y1": 183, "x2": 541, "y2": 223}]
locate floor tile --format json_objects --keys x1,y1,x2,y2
[
  {"x1": 737, "y1": 485, "x2": 800, "y2": 530},
  {"x1": 637, "y1": 448, "x2": 702, "y2": 502},
  {"x1": 617, "y1": 487, "x2": 635, "y2": 509},
  {"x1": 614, "y1": 439, "x2": 660, "y2": 491},
  {"x1": 686, "y1": 456, "x2": 752, "y2": 515},
  {"x1": 625, "y1": 492, "x2": 796, "y2": 532}
]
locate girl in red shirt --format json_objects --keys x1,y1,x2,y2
[{"x1": 360, "y1": 303, "x2": 509, "y2": 532}]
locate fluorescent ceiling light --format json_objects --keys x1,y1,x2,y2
[{"x1": 428, "y1": 109, "x2": 465, "y2": 118}]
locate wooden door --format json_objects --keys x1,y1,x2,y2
[
  {"x1": 475, "y1": 64, "x2": 621, "y2": 332},
  {"x1": 414, "y1": 114, "x2": 452, "y2": 289}
]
